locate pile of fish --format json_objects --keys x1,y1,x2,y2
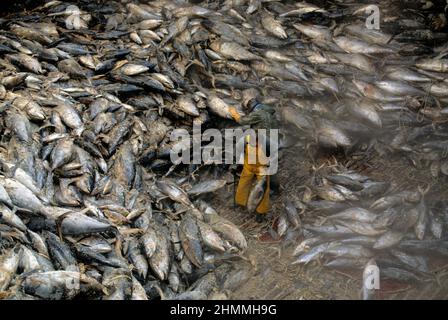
[
  {"x1": 279, "y1": 17, "x2": 448, "y2": 172},
  {"x1": 0, "y1": 0, "x2": 447, "y2": 299},
  {"x1": 0, "y1": 0, "x2": 263, "y2": 300},
  {"x1": 290, "y1": 170, "x2": 447, "y2": 283}
]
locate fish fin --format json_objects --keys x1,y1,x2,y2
[{"x1": 55, "y1": 211, "x2": 75, "y2": 240}]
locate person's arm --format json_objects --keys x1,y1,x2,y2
[{"x1": 238, "y1": 111, "x2": 262, "y2": 126}]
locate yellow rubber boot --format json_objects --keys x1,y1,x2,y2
[
  {"x1": 235, "y1": 163, "x2": 255, "y2": 207},
  {"x1": 255, "y1": 172, "x2": 270, "y2": 215}
]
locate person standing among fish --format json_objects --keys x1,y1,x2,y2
[{"x1": 228, "y1": 89, "x2": 279, "y2": 222}]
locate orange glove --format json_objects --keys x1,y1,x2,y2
[{"x1": 229, "y1": 106, "x2": 241, "y2": 122}]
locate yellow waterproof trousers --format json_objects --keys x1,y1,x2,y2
[{"x1": 235, "y1": 143, "x2": 270, "y2": 215}]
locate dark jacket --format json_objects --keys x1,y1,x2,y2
[
  {"x1": 239, "y1": 103, "x2": 278, "y2": 157},
  {"x1": 239, "y1": 103, "x2": 278, "y2": 133}
]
